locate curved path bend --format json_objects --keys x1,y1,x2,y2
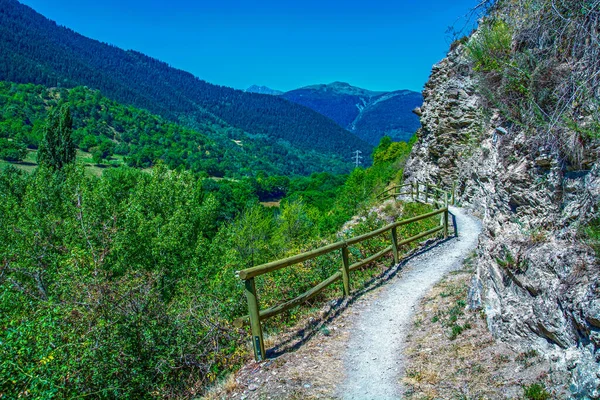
[{"x1": 339, "y1": 206, "x2": 482, "y2": 399}]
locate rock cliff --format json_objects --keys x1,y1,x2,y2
[{"x1": 404, "y1": 7, "x2": 600, "y2": 397}]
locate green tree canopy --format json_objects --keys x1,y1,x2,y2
[{"x1": 37, "y1": 104, "x2": 76, "y2": 170}]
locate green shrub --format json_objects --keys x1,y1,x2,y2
[
  {"x1": 0, "y1": 135, "x2": 421, "y2": 397},
  {"x1": 496, "y1": 244, "x2": 529, "y2": 273},
  {"x1": 584, "y1": 211, "x2": 600, "y2": 258},
  {"x1": 0, "y1": 165, "x2": 245, "y2": 397},
  {"x1": 0, "y1": 138, "x2": 27, "y2": 161},
  {"x1": 523, "y1": 383, "x2": 551, "y2": 400},
  {"x1": 466, "y1": 20, "x2": 513, "y2": 72}
]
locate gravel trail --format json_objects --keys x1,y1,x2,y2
[{"x1": 339, "y1": 206, "x2": 481, "y2": 399}]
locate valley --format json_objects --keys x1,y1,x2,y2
[
  {"x1": 1, "y1": 0, "x2": 599, "y2": 398},
  {"x1": 0, "y1": 0, "x2": 372, "y2": 174}
]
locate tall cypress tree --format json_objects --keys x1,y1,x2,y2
[{"x1": 38, "y1": 104, "x2": 76, "y2": 170}]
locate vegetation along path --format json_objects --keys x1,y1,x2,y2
[{"x1": 339, "y1": 206, "x2": 481, "y2": 399}]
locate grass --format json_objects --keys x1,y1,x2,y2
[
  {"x1": 401, "y1": 259, "x2": 567, "y2": 398},
  {"x1": 0, "y1": 149, "x2": 125, "y2": 176},
  {"x1": 584, "y1": 212, "x2": 600, "y2": 258},
  {"x1": 466, "y1": 20, "x2": 512, "y2": 72},
  {"x1": 0, "y1": 149, "x2": 38, "y2": 173}
]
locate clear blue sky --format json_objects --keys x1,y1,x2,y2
[{"x1": 19, "y1": 0, "x2": 480, "y2": 92}]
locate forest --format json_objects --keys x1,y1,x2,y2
[
  {"x1": 0, "y1": 82, "x2": 355, "y2": 177},
  {"x1": 0, "y1": 104, "x2": 425, "y2": 397}
]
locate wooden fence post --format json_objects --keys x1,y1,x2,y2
[
  {"x1": 244, "y1": 278, "x2": 265, "y2": 361},
  {"x1": 415, "y1": 182, "x2": 420, "y2": 201},
  {"x1": 425, "y1": 183, "x2": 429, "y2": 204},
  {"x1": 452, "y1": 182, "x2": 456, "y2": 206},
  {"x1": 411, "y1": 183, "x2": 415, "y2": 201},
  {"x1": 341, "y1": 246, "x2": 350, "y2": 296},
  {"x1": 443, "y1": 208, "x2": 449, "y2": 239},
  {"x1": 391, "y1": 227, "x2": 399, "y2": 264}
]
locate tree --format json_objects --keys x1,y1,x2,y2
[
  {"x1": 0, "y1": 138, "x2": 27, "y2": 161},
  {"x1": 37, "y1": 104, "x2": 76, "y2": 170},
  {"x1": 372, "y1": 135, "x2": 392, "y2": 162},
  {"x1": 277, "y1": 199, "x2": 313, "y2": 248},
  {"x1": 91, "y1": 140, "x2": 114, "y2": 164},
  {"x1": 231, "y1": 203, "x2": 274, "y2": 267},
  {"x1": 79, "y1": 135, "x2": 97, "y2": 152}
]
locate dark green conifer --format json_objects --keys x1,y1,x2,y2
[{"x1": 37, "y1": 104, "x2": 76, "y2": 170}]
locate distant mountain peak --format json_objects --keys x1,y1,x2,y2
[
  {"x1": 330, "y1": 81, "x2": 351, "y2": 87},
  {"x1": 300, "y1": 82, "x2": 386, "y2": 97},
  {"x1": 245, "y1": 85, "x2": 283, "y2": 95},
  {"x1": 282, "y1": 83, "x2": 423, "y2": 145}
]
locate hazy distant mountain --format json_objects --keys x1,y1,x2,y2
[
  {"x1": 0, "y1": 0, "x2": 372, "y2": 168},
  {"x1": 245, "y1": 85, "x2": 283, "y2": 95},
  {"x1": 282, "y1": 82, "x2": 422, "y2": 145}
]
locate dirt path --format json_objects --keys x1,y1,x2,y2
[
  {"x1": 206, "y1": 207, "x2": 481, "y2": 400},
  {"x1": 338, "y1": 206, "x2": 481, "y2": 399}
]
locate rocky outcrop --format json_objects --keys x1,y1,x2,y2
[
  {"x1": 404, "y1": 46, "x2": 483, "y2": 190},
  {"x1": 404, "y1": 43, "x2": 600, "y2": 398}
]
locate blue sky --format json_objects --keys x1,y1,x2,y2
[{"x1": 19, "y1": 0, "x2": 480, "y2": 92}]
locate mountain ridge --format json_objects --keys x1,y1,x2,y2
[
  {"x1": 0, "y1": 0, "x2": 372, "y2": 165},
  {"x1": 245, "y1": 85, "x2": 283, "y2": 95}
]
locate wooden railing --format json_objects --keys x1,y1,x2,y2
[
  {"x1": 377, "y1": 181, "x2": 456, "y2": 206},
  {"x1": 235, "y1": 181, "x2": 453, "y2": 361}
]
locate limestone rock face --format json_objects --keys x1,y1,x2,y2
[{"x1": 404, "y1": 44, "x2": 600, "y2": 397}]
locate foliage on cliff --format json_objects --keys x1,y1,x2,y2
[{"x1": 466, "y1": 0, "x2": 599, "y2": 169}]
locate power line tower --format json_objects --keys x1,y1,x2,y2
[{"x1": 353, "y1": 150, "x2": 363, "y2": 168}]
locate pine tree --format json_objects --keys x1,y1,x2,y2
[{"x1": 38, "y1": 104, "x2": 76, "y2": 170}]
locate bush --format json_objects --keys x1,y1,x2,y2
[
  {"x1": 0, "y1": 135, "x2": 418, "y2": 397},
  {"x1": 584, "y1": 211, "x2": 600, "y2": 258},
  {"x1": 0, "y1": 165, "x2": 244, "y2": 397},
  {"x1": 466, "y1": 20, "x2": 513, "y2": 72},
  {"x1": 465, "y1": 0, "x2": 600, "y2": 169},
  {"x1": 0, "y1": 138, "x2": 27, "y2": 161},
  {"x1": 79, "y1": 134, "x2": 97, "y2": 151}
]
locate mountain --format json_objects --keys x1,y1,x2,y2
[
  {"x1": 0, "y1": 82, "x2": 360, "y2": 177},
  {"x1": 281, "y1": 82, "x2": 423, "y2": 145},
  {"x1": 0, "y1": 0, "x2": 371, "y2": 168},
  {"x1": 245, "y1": 85, "x2": 283, "y2": 95}
]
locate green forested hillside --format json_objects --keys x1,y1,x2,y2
[
  {"x1": 0, "y1": 135, "x2": 418, "y2": 398},
  {"x1": 0, "y1": 0, "x2": 372, "y2": 159},
  {"x1": 0, "y1": 82, "x2": 356, "y2": 177}
]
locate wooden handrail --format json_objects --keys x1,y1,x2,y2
[
  {"x1": 234, "y1": 271, "x2": 343, "y2": 328},
  {"x1": 377, "y1": 183, "x2": 412, "y2": 198},
  {"x1": 236, "y1": 180, "x2": 452, "y2": 360},
  {"x1": 236, "y1": 208, "x2": 446, "y2": 280},
  {"x1": 237, "y1": 241, "x2": 346, "y2": 280}
]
